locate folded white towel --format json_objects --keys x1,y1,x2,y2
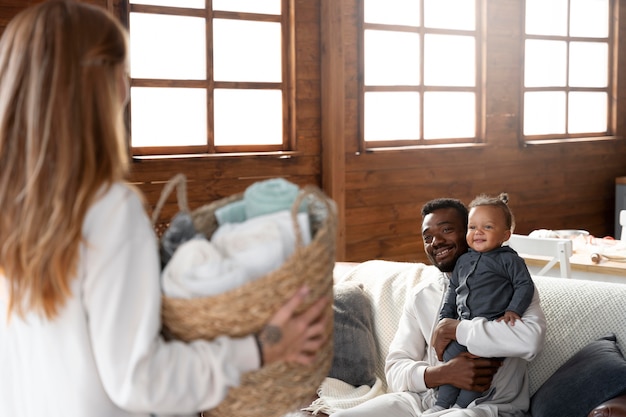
[
  {"x1": 212, "y1": 218, "x2": 286, "y2": 280},
  {"x1": 212, "y1": 210, "x2": 312, "y2": 268},
  {"x1": 161, "y1": 238, "x2": 248, "y2": 299}
]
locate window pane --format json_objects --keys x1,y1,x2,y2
[
  {"x1": 524, "y1": 40, "x2": 567, "y2": 87},
  {"x1": 213, "y1": 0, "x2": 280, "y2": 14},
  {"x1": 130, "y1": 88, "x2": 207, "y2": 147},
  {"x1": 424, "y1": 34, "x2": 475, "y2": 87},
  {"x1": 570, "y1": 0, "x2": 608, "y2": 38},
  {"x1": 364, "y1": 30, "x2": 420, "y2": 86},
  {"x1": 424, "y1": 0, "x2": 475, "y2": 30},
  {"x1": 130, "y1": 0, "x2": 203, "y2": 8},
  {"x1": 424, "y1": 92, "x2": 475, "y2": 139},
  {"x1": 525, "y1": 0, "x2": 568, "y2": 36},
  {"x1": 364, "y1": 0, "x2": 420, "y2": 26},
  {"x1": 214, "y1": 89, "x2": 282, "y2": 146},
  {"x1": 569, "y1": 42, "x2": 608, "y2": 87},
  {"x1": 568, "y1": 92, "x2": 607, "y2": 133},
  {"x1": 524, "y1": 92, "x2": 566, "y2": 135},
  {"x1": 130, "y1": 14, "x2": 205, "y2": 79},
  {"x1": 213, "y1": 20, "x2": 281, "y2": 82},
  {"x1": 364, "y1": 92, "x2": 420, "y2": 141}
]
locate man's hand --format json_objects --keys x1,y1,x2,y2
[
  {"x1": 425, "y1": 352, "x2": 503, "y2": 392},
  {"x1": 431, "y1": 318, "x2": 459, "y2": 361}
]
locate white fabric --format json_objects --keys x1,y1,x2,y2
[
  {"x1": 162, "y1": 210, "x2": 311, "y2": 298},
  {"x1": 302, "y1": 377, "x2": 386, "y2": 415},
  {"x1": 161, "y1": 238, "x2": 248, "y2": 298},
  {"x1": 0, "y1": 183, "x2": 260, "y2": 417},
  {"x1": 331, "y1": 391, "x2": 497, "y2": 417},
  {"x1": 527, "y1": 276, "x2": 626, "y2": 395},
  {"x1": 213, "y1": 210, "x2": 311, "y2": 273}
]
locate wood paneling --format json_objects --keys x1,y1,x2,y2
[
  {"x1": 338, "y1": 0, "x2": 626, "y2": 263},
  {"x1": 130, "y1": 154, "x2": 321, "y2": 224},
  {"x1": 321, "y1": 0, "x2": 346, "y2": 259},
  {"x1": 1, "y1": 0, "x2": 625, "y2": 265}
]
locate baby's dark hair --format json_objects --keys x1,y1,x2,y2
[{"x1": 469, "y1": 192, "x2": 515, "y2": 232}]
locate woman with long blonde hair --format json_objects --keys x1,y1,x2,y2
[{"x1": 0, "y1": 1, "x2": 328, "y2": 416}]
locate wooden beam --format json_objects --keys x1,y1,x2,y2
[{"x1": 321, "y1": 0, "x2": 346, "y2": 260}]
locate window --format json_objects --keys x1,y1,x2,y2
[
  {"x1": 120, "y1": 0, "x2": 293, "y2": 156},
  {"x1": 523, "y1": 0, "x2": 613, "y2": 140},
  {"x1": 359, "y1": 0, "x2": 481, "y2": 149}
]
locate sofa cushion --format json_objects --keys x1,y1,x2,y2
[
  {"x1": 528, "y1": 277, "x2": 626, "y2": 395},
  {"x1": 530, "y1": 333, "x2": 626, "y2": 417},
  {"x1": 329, "y1": 282, "x2": 378, "y2": 387},
  {"x1": 335, "y1": 260, "x2": 440, "y2": 390}
]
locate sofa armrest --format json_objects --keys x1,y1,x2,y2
[{"x1": 589, "y1": 393, "x2": 626, "y2": 417}]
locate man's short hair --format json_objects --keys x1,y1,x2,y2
[{"x1": 420, "y1": 198, "x2": 469, "y2": 225}]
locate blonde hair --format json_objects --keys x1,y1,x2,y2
[{"x1": 0, "y1": 0, "x2": 129, "y2": 319}]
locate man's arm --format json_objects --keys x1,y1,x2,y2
[
  {"x1": 384, "y1": 287, "x2": 433, "y2": 393},
  {"x1": 385, "y1": 280, "x2": 503, "y2": 393},
  {"x1": 455, "y1": 288, "x2": 545, "y2": 360}
]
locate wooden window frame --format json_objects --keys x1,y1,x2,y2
[
  {"x1": 357, "y1": 0, "x2": 484, "y2": 152},
  {"x1": 112, "y1": 0, "x2": 296, "y2": 157},
  {"x1": 521, "y1": 0, "x2": 616, "y2": 143}
]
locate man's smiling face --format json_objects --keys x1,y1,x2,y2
[{"x1": 421, "y1": 207, "x2": 469, "y2": 273}]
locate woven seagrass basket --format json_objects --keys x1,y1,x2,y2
[{"x1": 151, "y1": 174, "x2": 336, "y2": 417}]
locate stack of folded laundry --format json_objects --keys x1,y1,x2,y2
[{"x1": 160, "y1": 178, "x2": 311, "y2": 298}]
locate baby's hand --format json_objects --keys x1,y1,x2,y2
[{"x1": 496, "y1": 311, "x2": 522, "y2": 326}]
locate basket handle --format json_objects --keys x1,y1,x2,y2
[
  {"x1": 290, "y1": 185, "x2": 336, "y2": 249},
  {"x1": 151, "y1": 173, "x2": 190, "y2": 225}
]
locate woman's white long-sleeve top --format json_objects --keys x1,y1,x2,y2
[
  {"x1": 385, "y1": 271, "x2": 546, "y2": 416},
  {"x1": 0, "y1": 183, "x2": 260, "y2": 417}
]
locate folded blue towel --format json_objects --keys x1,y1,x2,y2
[
  {"x1": 244, "y1": 178, "x2": 300, "y2": 219},
  {"x1": 215, "y1": 199, "x2": 247, "y2": 225}
]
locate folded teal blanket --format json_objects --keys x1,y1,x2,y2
[
  {"x1": 244, "y1": 178, "x2": 300, "y2": 219},
  {"x1": 214, "y1": 178, "x2": 309, "y2": 226},
  {"x1": 214, "y1": 200, "x2": 247, "y2": 225}
]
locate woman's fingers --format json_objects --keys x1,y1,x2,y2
[
  {"x1": 259, "y1": 286, "x2": 330, "y2": 366},
  {"x1": 300, "y1": 293, "x2": 330, "y2": 326},
  {"x1": 271, "y1": 286, "x2": 310, "y2": 326}
]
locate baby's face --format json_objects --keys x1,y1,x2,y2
[{"x1": 466, "y1": 205, "x2": 511, "y2": 253}]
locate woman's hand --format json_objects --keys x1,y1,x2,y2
[{"x1": 256, "y1": 286, "x2": 330, "y2": 366}]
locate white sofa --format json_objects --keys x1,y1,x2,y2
[{"x1": 307, "y1": 260, "x2": 626, "y2": 417}]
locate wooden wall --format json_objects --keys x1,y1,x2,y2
[
  {"x1": 2, "y1": 0, "x2": 626, "y2": 265},
  {"x1": 340, "y1": 0, "x2": 626, "y2": 262}
]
